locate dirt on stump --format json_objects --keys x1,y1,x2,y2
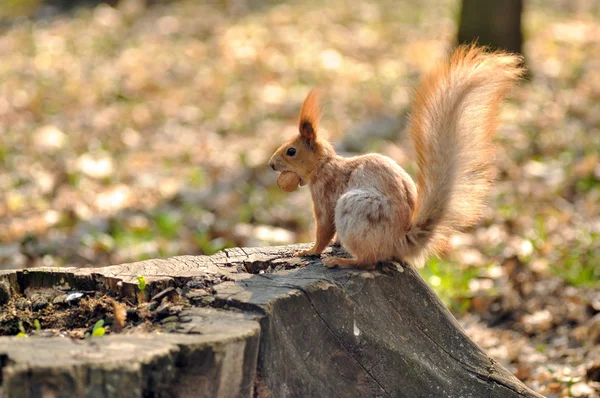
[{"x1": 0, "y1": 286, "x2": 200, "y2": 338}]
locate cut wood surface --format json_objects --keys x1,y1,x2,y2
[{"x1": 0, "y1": 244, "x2": 543, "y2": 398}]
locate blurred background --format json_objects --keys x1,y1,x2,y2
[{"x1": 0, "y1": 0, "x2": 599, "y2": 394}]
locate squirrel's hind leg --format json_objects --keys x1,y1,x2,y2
[
  {"x1": 322, "y1": 256, "x2": 377, "y2": 270},
  {"x1": 333, "y1": 188, "x2": 397, "y2": 269}
]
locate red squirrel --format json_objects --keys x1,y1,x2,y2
[{"x1": 269, "y1": 45, "x2": 524, "y2": 269}]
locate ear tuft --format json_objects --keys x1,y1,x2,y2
[{"x1": 298, "y1": 89, "x2": 321, "y2": 147}]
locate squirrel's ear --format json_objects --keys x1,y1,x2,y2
[{"x1": 298, "y1": 89, "x2": 321, "y2": 149}]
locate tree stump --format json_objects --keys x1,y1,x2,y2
[{"x1": 0, "y1": 244, "x2": 543, "y2": 398}]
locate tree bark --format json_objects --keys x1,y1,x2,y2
[
  {"x1": 458, "y1": 0, "x2": 524, "y2": 54},
  {"x1": 0, "y1": 244, "x2": 543, "y2": 397}
]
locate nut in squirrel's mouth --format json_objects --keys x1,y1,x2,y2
[
  {"x1": 278, "y1": 170, "x2": 305, "y2": 184},
  {"x1": 277, "y1": 171, "x2": 302, "y2": 192},
  {"x1": 281, "y1": 170, "x2": 306, "y2": 186}
]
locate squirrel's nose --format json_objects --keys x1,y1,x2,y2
[{"x1": 269, "y1": 162, "x2": 276, "y2": 171}]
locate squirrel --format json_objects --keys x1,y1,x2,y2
[{"x1": 268, "y1": 45, "x2": 524, "y2": 270}]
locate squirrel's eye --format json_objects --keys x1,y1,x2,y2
[{"x1": 286, "y1": 148, "x2": 296, "y2": 156}]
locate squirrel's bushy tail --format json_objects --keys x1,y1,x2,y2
[{"x1": 405, "y1": 45, "x2": 524, "y2": 264}]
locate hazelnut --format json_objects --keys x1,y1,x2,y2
[{"x1": 277, "y1": 171, "x2": 300, "y2": 192}]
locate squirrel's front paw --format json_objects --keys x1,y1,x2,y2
[{"x1": 294, "y1": 249, "x2": 319, "y2": 257}]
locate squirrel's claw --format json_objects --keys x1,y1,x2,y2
[
  {"x1": 322, "y1": 258, "x2": 339, "y2": 268},
  {"x1": 294, "y1": 249, "x2": 319, "y2": 257},
  {"x1": 322, "y1": 257, "x2": 377, "y2": 270}
]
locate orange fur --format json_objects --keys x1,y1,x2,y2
[
  {"x1": 298, "y1": 89, "x2": 322, "y2": 135},
  {"x1": 407, "y1": 45, "x2": 524, "y2": 262},
  {"x1": 269, "y1": 45, "x2": 524, "y2": 268}
]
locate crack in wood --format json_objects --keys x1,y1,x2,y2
[
  {"x1": 296, "y1": 285, "x2": 392, "y2": 398},
  {"x1": 488, "y1": 359, "x2": 497, "y2": 398}
]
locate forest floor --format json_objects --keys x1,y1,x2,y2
[{"x1": 0, "y1": 0, "x2": 599, "y2": 396}]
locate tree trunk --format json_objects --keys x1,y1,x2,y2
[
  {"x1": 0, "y1": 244, "x2": 543, "y2": 397},
  {"x1": 458, "y1": 0, "x2": 524, "y2": 54}
]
